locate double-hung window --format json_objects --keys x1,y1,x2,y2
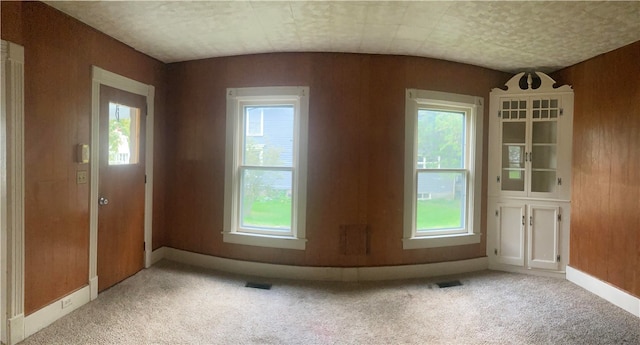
[
  {"x1": 223, "y1": 86, "x2": 309, "y2": 250},
  {"x1": 403, "y1": 89, "x2": 483, "y2": 249}
]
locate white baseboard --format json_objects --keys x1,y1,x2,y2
[
  {"x1": 8, "y1": 314, "x2": 24, "y2": 345},
  {"x1": 488, "y1": 262, "x2": 566, "y2": 279},
  {"x1": 150, "y1": 246, "x2": 168, "y2": 266},
  {"x1": 566, "y1": 265, "x2": 640, "y2": 318},
  {"x1": 155, "y1": 246, "x2": 489, "y2": 282},
  {"x1": 89, "y1": 276, "x2": 98, "y2": 301},
  {"x1": 23, "y1": 286, "x2": 90, "y2": 338},
  {"x1": 358, "y1": 256, "x2": 489, "y2": 281}
]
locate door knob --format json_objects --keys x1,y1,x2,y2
[{"x1": 99, "y1": 197, "x2": 109, "y2": 206}]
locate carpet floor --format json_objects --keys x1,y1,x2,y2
[{"x1": 22, "y1": 260, "x2": 640, "y2": 344}]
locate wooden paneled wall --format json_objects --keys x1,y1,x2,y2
[
  {"x1": 1, "y1": 2, "x2": 168, "y2": 314},
  {"x1": 165, "y1": 53, "x2": 510, "y2": 267},
  {"x1": 553, "y1": 41, "x2": 640, "y2": 297},
  {"x1": 19, "y1": 0, "x2": 640, "y2": 318}
]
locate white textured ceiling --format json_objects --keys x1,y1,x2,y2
[{"x1": 45, "y1": 1, "x2": 640, "y2": 73}]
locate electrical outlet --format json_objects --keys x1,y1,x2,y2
[
  {"x1": 61, "y1": 297, "x2": 72, "y2": 309},
  {"x1": 77, "y1": 170, "x2": 88, "y2": 184}
]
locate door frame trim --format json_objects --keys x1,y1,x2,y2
[
  {"x1": 90, "y1": 66, "x2": 155, "y2": 300},
  {"x1": 1, "y1": 40, "x2": 26, "y2": 345}
]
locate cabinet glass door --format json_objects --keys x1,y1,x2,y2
[
  {"x1": 531, "y1": 98, "x2": 559, "y2": 193},
  {"x1": 500, "y1": 99, "x2": 527, "y2": 192}
]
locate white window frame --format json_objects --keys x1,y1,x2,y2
[
  {"x1": 403, "y1": 89, "x2": 483, "y2": 249},
  {"x1": 223, "y1": 86, "x2": 309, "y2": 250}
]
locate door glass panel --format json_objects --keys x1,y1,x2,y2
[
  {"x1": 502, "y1": 168, "x2": 525, "y2": 192},
  {"x1": 501, "y1": 120, "x2": 526, "y2": 192},
  {"x1": 502, "y1": 122, "x2": 525, "y2": 143},
  {"x1": 416, "y1": 171, "x2": 466, "y2": 231},
  {"x1": 108, "y1": 102, "x2": 140, "y2": 165},
  {"x1": 531, "y1": 171, "x2": 556, "y2": 193},
  {"x1": 531, "y1": 146, "x2": 557, "y2": 169},
  {"x1": 531, "y1": 120, "x2": 557, "y2": 193},
  {"x1": 532, "y1": 121, "x2": 557, "y2": 144},
  {"x1": 502, "y1": 145, "x2": 525, "y2": 169}
]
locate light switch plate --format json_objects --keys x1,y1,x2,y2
[{"x1": 77, "y1": 170, "x2": 88, "y2": 184}]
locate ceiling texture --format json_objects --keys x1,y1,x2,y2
[{"x1": 45, "y1": 1, "x2": 640, "y2": 73}]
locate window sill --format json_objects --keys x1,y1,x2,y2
[
  {"x1": 222, "y1": 231, "x2": 307, "y2": 250},
  {"x1": 402, "y1": 232, "x2": 481, "y2": 249}
]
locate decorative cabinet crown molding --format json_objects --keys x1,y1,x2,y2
[{"x1": 492, "y1": 71, "x2": 573, "y2": 94}]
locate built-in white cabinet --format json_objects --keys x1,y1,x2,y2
[
  {"x1": 494, "y1": 201, "x2": 564, "y2": 271},
  {"x1": 487, "y1": 72, "x2": 573, "y2": 275}
]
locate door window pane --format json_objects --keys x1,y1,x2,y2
[
  {"x1": 416, "y1": 172, "x2": 466, "y2": 231},
  {"x1": 240, "y1": 169, "x2": 292, "y2": 231},
  {"x1": 416, "y1": 109, "x2": 465, "y2": 169},
  {"x1": 108, "y1": 102, "x2": 140, "y2": 165}
]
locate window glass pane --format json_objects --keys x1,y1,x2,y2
[
  {"x1": 243, "y1": 106, "x2": 294, "y2": 167},
  {"x1": 246, "y1": 110, "x2": 263, "y2": 136},
  {"x1": 416, "y1": 171, "x2": 466, "y2": 231},
  {"x1": 108, "y1": 102, "x2": 140, "y2": 165},
  {"x1": 416, "y1": 109, "x2": 465, "y2": 169},
  {"x1": 240, "y1": 168, "x2": 292, "y2": 231}
]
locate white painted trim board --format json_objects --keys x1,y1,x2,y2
[
  {"x1": 566, "y1": 265, "x2": 640, "y2": 318},
  {"x1": 1, "y1": 40, "x2": 25, "y2": 345},
  {"x1": 156, "y1": 246, "x2": 489, "y2": 282},
  {"x1": 23, "y1": 286, "x2": 90, "y2": 338}
]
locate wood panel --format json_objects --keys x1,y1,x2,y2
[
  {"x1": 0, "y1": 1, "x2": 24, "y2": 44},
  {"x1": 4, "y1": 2, "x2": 168, "y2": 314},
  {"x1": 553, "y1": 41, "x2": 640, "y2": 297},
  {"x1": 165, "y1": 53, "x2": 509, "y2": 268}
]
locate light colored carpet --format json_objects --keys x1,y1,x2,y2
[{"x1": 22, "y1": 260, "x2": 640, "y2": 344}]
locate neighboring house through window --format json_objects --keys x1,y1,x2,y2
[
  {"x1": 223, "y1": 86, "x2": 309, "y2": 250},
  {"x1": 403, "y1": 89, "x2": 483, "y2": 249},
  {"x1": 246, "y1": 108, "x2": 264, "y2": 137}
]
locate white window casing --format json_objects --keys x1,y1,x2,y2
[
  {"x1": 223, "y1": 86, "x2": 309, "y2": 250},
  {"x1": 403, "y1": 89, "x2": 483, "y2": 249}
]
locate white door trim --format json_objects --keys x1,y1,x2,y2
[
  {"x1": 1, "y1": 40, "x2": 26, "y2": 345},
  {"x1": 90, "y1": 66, "x2": 155, "y2": 300},
  {"x1": 1, "y1": 39, "x2": 7, "y2": 345}
]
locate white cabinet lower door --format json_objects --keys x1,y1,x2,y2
[
  {"x1": 496, "y1": 203, "x2": 525, "y2": 266},
  {"x1": 527, "y1": 205, "x2": 560, "y2": 270}
]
